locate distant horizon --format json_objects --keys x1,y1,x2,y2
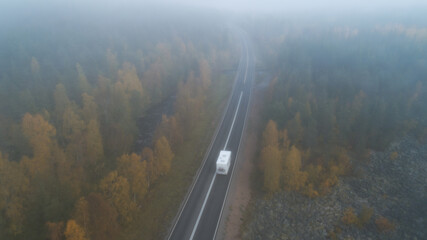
[{"x1": 2, "y1": 0, "x2": 427, "y2": 14}]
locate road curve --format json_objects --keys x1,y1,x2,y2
[{"x1": 167, "y1": 30, "x2": 255, "y2": 240}]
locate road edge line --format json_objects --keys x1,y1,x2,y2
[
  {"x1": 166, "y1": 32, "x2": 244, "y2": 240},
  {"x1": 213, "y1": 38, "x2": 254, "y2": 240}
]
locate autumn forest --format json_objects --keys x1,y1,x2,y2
[
  {"x1": 260, "y1": 22, "x2": 427, "y2": 197},
  {"x1": 1, "y1": 1, "x2": 427, "y2": 240},
  {"x1": 242, "y1": 12, "x2": 427, "y2": 239},
  {"x1": 0, "y1": 6, "x2": 237, "y2": 240},
  {"x1": 257, "y1": 22, "x2": 427, "y2": 195}
]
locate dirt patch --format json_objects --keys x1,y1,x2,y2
[{"x1": 224, "y1": 131, "x2": 257, "y2": 240}]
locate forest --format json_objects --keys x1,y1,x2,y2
[
  {"x1": 236, "y1": 12, "x2": 427, "y2": 239},
  {"x1": 0, "y1": 6, "x2": 238, "y2": 240},
  {"x1": 253, "y1": 18, "x2": 427, "y2": 196}
]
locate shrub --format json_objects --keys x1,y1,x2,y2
[
  {"x1": 357, "y1": 205, "x2": 373, "y2": 227},
  {"x1": 341, "y1": 207, "x2": 358, "y2": 225},
  {"x1": 375, "y1": 216, "x2": 396, "y2": 232},
  {"x1": 390, "y1": 151, "x2": 398, "y2": 160}
]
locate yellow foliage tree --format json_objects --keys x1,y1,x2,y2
[
  {"x1": 390, "y1": 151, "x2": 398, "y2": 160},
  {"x1": 117, "y1": 62, "x2": 143, "y2": 96},
  {"x1": 303, "y1": 183, "x2": 319, "y2": 198},
  {"x1": 81, "y1": 93, "x2": 98, "y2": 123},
  {"x1": 168, "y1": 116, "x2": 183, "y2": 146},
  {"x1": 283, "y1": 146, "x2": 307, "y2": 191},
  {"x1": 375, "y1": 216, "x2": 396, "y2": 232},
  {"x1": 342, "y1": 207, "x2": 358, "y2": 225},
  {"x1": 21, "y1": 113, "x2": 56, "y2": 176},
  {"x1": 260, "y1": 120, "x2": 279, "y2": 171},
  {"x1": 117, "y1": 153, "x2": 149, "y2": 202},
  {"x1": 86, "y1": 193, "x2": 120, "y2": 240},
  {"x1": 53, "y1": 83, "x2": 70, "y2": 127},
  {"x1": 53, "y1": 146, "x2": 83, "y2": 197},
  {"x1": 142, "y1": 147, "x2": 156, "y2": 183},
  {"x1": 154, "y1": 136, "x2": 174, "y2": 176},
  {"x1": 156, "y1": 115, "x2": 184, "y2": 148},
  {"x1": 62, "y1": 106, "x2": 85, "y2": 143},
  {"x1": 64, "y1": 220, "x2": 89, "y2": 240},
  {"x1": 341, "y1": 206, "x2": 373, "y2": 228},
  {"x1": 262, "y1": 120, "x2": 279, "y2": 149},
  {"x1": 357, "y1": 205, "x2": 373, "y2": 227},
  {"x1": 0, "y1": 152, "x2": 29, "y2": 236},
  {"x1": 62, "y1": 106, "x2": 86, "y2": 165},
  {"x1": 175, "y1": 78, "x2": 203, "y2": 132},
  {"x1": 261, "y1": 146, "x2": 282, "y2": 193},
  {"x1": 281, "y1": 129, "x2": 290, "y2": 152},
  {"x1": 84, "y1": 119, "x2": 104, "y2": 172},
  {"x1": 286, "y1": 112, "x2": 304, "y2": 144},
  {"x1": 142, "y1": 60, "x2": 165, "y2": 102},
  {"x1": 72, "y1": 197, "x2": 89, "y2": 234},
  {"x1": 46, "y1": 221, "x2": 64, "y2": 240},
  {"x1": 99, "y1": 171, "x2": 137, "y2": 225}
]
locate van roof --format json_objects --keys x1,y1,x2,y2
[{"x1": 217, "y1": 150, "x2": 231, "y2": 163}]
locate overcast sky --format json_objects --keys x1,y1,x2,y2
[
  {"x1": 4, "y1": 0, "x2": 427, "y2": 12},
  {"x1": 99, "y1": 0, "x2": 427, "y2": 12},
  {"x1": 2, "y1": 0, "x2": 427, "y2": 22},
  {"x1": 161, "y1": 0, "x2": 427, "y2": 11}
]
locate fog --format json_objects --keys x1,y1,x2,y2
[
  {"x1": 1, "y1": 0, "x2": 426, "y2": 239},
  {"x1": 2, "y1": 0, "x2": 427, "y2": 32},
  {"x1": 2, "y1": 0, "x2": 427, "y2": 15}
]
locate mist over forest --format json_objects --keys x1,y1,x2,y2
[
  {"x1": 240, "y1": 7, "x2": 427, "y2": 240},
  {"x1": 0, "y1": 1, "x2": 426, "y2": 240}
]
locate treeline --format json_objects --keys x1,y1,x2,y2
[
  {"x1": 258, "y1": 24, "x2": 427, "y2": 196},
  {"x1": 0, "y1": 9, "x2": 237, "y2": 240}
]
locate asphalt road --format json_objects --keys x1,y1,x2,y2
[{"x1": 167, "y1": 31, "x2": 255, "y2": 240}]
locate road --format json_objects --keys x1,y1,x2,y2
[{"x1": 167, "y1": 31, "x2": 255, "y2": 240}]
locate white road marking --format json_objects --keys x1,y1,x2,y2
[
  {"x1": 189, "y1": 90, "x2": 243, "y2": 240},
  {"x1": 169, "y1": 33, "x2": 251, "y2": 240},
  {"x1": 189, "y1": 174, "x2": 216, "y2": 240},
  {"x1": 213, "y1": 38, "x2": 252, "y2": 240},
  {"x1": 223, "y1": 91, "x2": 243, "y2": 150},
  {"x1": 167, "y1": 34, "x2": 247, "y2": 240}
]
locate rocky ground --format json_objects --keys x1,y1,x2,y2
[
  {"x1": 243, "y1": 137, "x2": 427, "y2": 240},
  {"x1": 134, "y1": 95, "x2": 175, "y2": 151}
]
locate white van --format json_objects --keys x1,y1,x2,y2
[{"x1": 216, "y1": 150, "x2": 231, "y2": 175}]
